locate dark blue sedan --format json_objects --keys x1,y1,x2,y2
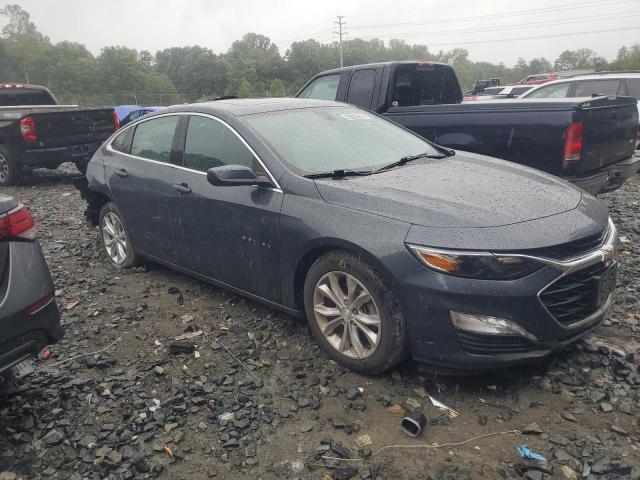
[{"x1": 76, "y1": 98, "x2": 617, "y2": 374}]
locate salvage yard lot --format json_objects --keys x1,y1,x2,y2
[{"x1": 1, "y1": 166, "x2": 639, "y2": 480}]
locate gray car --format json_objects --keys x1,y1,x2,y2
[
  {"x1": 0, "y1": 194, "x2": 62, "y2": 391},
  {"x1": 76, "y1": 99, "x2": 617, "y2": 374}
]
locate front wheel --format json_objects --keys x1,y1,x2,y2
[
  {"x1": 303, "y1": 250, "x2": 409, "y2": 375},
  {"x1": 98, "y1": 202, "x2": 141, "y2": 269},
  {"x1": 0, "y1": 146, "x2": 23, "y2": 187}
]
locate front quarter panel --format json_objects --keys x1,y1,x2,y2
[{"x1": 278, "y1": 173, "x2": 414, "y2": 310}]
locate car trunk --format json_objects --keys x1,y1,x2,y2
[
  {"x1": 576, "y1": 96, "x2": 638, "y2": 175},
  {"x1": 24, "y1": 107, "x2": 116, "y2": 148}
]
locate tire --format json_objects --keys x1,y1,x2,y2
[
  {"x1": 0, "y1": 145, "x2": 23, "y2": 187},
  {"x1": 98, "y1": 202, "x2": 141, "y2": 269},
  {"x1": 303, "y1": 250, "x2": 409, "y2": 375}
]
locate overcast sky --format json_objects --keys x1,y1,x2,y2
[{"x1": 10, "y1": 0, "x2": 640, "y2": 65}]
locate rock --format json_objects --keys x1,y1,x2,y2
[
  {"x1": 290, "y1": 460, "x2": 304, "y2": 473},
  {"x1": 297, "y1": 397, "x2": 311, "y2": 408},
  {"x1": 154, "y1": 366, "x2": 165, "y2": 375},
  {"x1": 405, "y1": 397, "x2": 421, "y2": 409},
  {"x1": 218, "y1": 412, "x2": 235, "y2": 422},
  {"x1": 590, "y1": 391, "x2": 607, "y2": 403},
  {"x1": 333, "y1": 466, "x2": 358, "y2": 480},
  {"x1": 600, "y1": 402, "x2": 613, "y2": 412},
  {"x1": 524, "y1": 471, "x2": 543, "y2": 480},
  {"x1": 522, "y1": 422, "x2": 544, "y2": 434},
  {"x1": 345, "y1": 388, "x2": 362, "y2": 400},
  {"x1": 562, "y1": 411, "x2": 576, "y2": 422},
  {"x1": 42, "y1": 429, "x2": 64, "y2": 446},
  {"x1": 355, "y1": 434, "x2": 372, "y2": 448},
  {"x1": 560, "y1": 465, "x2": 578, "y2": 480},
  {"x1": 0, "y1": 473, "x2": 17, "y2": 480},
  {"x1": 610, "y1": 424, "x2": 627, "y2": 435},
  {"x1": 300, "y1": 423, "x2": 314, "y2": 433}
]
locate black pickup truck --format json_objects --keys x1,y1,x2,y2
[
  {"x1": 0, "y1": 83, "x2": 118, "y2": 186},
  {"x1": 297, "y1": 61, "x2": 639, "y2": 195}
]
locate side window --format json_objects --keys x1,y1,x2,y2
[
  {"x1": 183, "y1": 116, "x2": 255, "y2": 172},
  {"x1": 526, "y1": 82, "x2": 571, "y2": 98},
  {"x1": 626, "y1": 78, "x2": 640, "y2": 99},
  {"x1": 111, "y1": 129, "x2": 130, "y2": 153},
  {"x1": 346, "y1": 69, "x2": 376, "y2": 109},
  {"x1": 573, "y1": 80, "x2": 623, "y2": 97},
  {"x1": 130, "y1": 115, "x2": 179, "y2": 163},
  {"x1": 298, "y1": 74, "x2": 341, "y2": 101}
]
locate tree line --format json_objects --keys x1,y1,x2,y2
[{"x1": 2, "y1": 4, "x2": 639, "y2": 103}]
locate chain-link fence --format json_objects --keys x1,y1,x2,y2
[
  {"x1": 54, "y1": 90, "x2": 292, "y2": 107},
  {"x1": 53, "y1": 93, "x2": 203, "y2": 107}
]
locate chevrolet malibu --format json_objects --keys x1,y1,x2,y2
[{"x1": 75, "y1": 98, "x2": 617, "y2": 375}]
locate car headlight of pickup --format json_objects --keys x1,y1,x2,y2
[{"x1": 407, "y1": 245, "x2": 543, "y2": 280}]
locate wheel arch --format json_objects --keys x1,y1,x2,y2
[{"x1": 292, "y1": 238, "x2": 397, "y2": 312}]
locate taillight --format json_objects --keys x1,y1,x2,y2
[
  {"x1": 20, "y1": 116, "x2": 37, "y2": 142},
  {"x1": 563, "y1": 122, "x2": 583, "y2": 169},
  {"x1": 112, "y1": 111, "x2": 120, "y2": 131},
  {"x1": 25, "y1": 291, "x2": 55, "y2": 315},
  {"x1": 0, "y1": 205, "x2": 36, "y2": 241}
]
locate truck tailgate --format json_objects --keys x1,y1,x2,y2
[
  {"x1": 28, "y1": 108, "x2": 116, "y2": 148},
  {"x1": 578, "y1": 96, "x2": 637, "y2": 174}
]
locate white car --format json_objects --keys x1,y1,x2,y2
[
  {"x1": 471, "y1": 85, "x2": 534, "y2": 100},
  {"x1": 522, "y1": 73, "x2": 640, "y2": 148}
]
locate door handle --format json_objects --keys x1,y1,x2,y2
[
  {"x1": 114, "y1": 168, "x2": 128, "y2": 177},
  {"x1": 173, "y1": 183, "x2": 192, "y2": 194}
]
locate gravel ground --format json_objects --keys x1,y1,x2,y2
[{"x1": 0, "y1": 166, "x2": 639, "y2": 480}]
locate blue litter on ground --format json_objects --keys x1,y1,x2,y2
[{"x1": 516, "y1": 444, "x2": 547, "y2": 463}]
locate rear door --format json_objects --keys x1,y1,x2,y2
[
  {"x1": 106, "y1": 114, "x2": 180, "y2": 262},
  {"x1": 172, "y1": 114, "x2": 283, "y2": 302},
  {"x1": 346, "y1": 69, "x2": 378, "y2": 110}
]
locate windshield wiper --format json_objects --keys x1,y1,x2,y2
[
  {"x1": 374, "y1": 152, "x2": 447, "y2": 173},
  {"x1": 305, "y1": 169, "x2": 373, "y2": 179}
]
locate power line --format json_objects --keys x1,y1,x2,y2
[
  {"x1": 334, "y1": 15, "x2": 347, "y2": 67},
  {"x1": 357, "y1": 11, "x2": 640, "y2": 39},
  {"x1": 387, "y1": 25, "x2": 640, "y2": 48},
  {"x1": 349, "y1": 0, "x2": 635, "y2": 29}
]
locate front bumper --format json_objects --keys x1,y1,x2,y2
[
  {"x1": 21, "y1": 142, "x2": 103, "y2": 168},
  {"x1": 400, "y1": 224, "x2": 617, "y2": 371},
  {"x1": 569, "y1": 154, "x2": 640, "y2": 195}
]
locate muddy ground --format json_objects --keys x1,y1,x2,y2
[{"x1": 0, "y1": 166, "x2": 639, "y2": 480}]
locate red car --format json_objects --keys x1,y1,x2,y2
[{"x1": 516, "y1": 73, "x2": 558, "y2": 85}]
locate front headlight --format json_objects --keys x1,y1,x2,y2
[{"x1": 407, "y1": 245, "x2": 543, "y2": 280}]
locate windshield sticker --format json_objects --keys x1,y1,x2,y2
[{"x1": 340, "y1": 113, "x2": 372, "y2": 121}]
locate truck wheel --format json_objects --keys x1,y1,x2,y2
[
  {"x1": 0, "y1": 146, "x2": 23, "y2": 187},
  {"x1": 98, "y1": 202, "x2": 142, "y2": 269},
  {"x1": 303, "y1": 250, "x2": 409, "y2": 375}
]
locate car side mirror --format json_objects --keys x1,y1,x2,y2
[{"x1": 206, "y1": 165, "x2": 272, "y2": 188}]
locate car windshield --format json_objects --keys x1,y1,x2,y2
[{"x1": 244, "y1": 106, "x2": 439, "y2": 175}]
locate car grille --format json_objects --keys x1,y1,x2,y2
[
  {"x1": 539, "y1": 261, "x2": 610, "y2": 325},
  {"x1": 521, "y1": 225, "x2": 609, "y2": 260},
  {"x1": 455, "y1": 331, "x2": 534, "y2": 355}
]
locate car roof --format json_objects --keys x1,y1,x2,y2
[
  {"x1": 308, "y1": 60, "x2": 452, "y2": 77},
  {"x1": 163, "y1": 98, "x2": 348, "y2": 117}
]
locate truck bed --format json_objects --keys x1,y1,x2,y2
[{"x1": 383, "y1": 96, "x2": 638, "y2": 177}]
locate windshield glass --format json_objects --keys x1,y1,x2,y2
[{"x1": 244, "y1": 106, "x2": 439, "y2": 175}]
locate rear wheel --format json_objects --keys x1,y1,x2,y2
[
  {"x1": 303, "y1": 250, "x2": 409, "y2": 375},
  {"x1": 0, "y1": 146, "x2": 23, "y2": 187},
  {"x1": 98, "y1": 202, "x2": 141, "y2": 269}
]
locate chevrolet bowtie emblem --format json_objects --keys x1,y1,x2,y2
[{"x1": 600, "y1": 245, "x2": 615, "y2": 263}]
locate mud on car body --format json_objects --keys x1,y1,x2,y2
[{"x1": 76, "y1": 98, "x2": 617, "y2": 374}]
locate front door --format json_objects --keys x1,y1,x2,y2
[{"x1": 171, "y1": 114, "x2": 283, "y2": 302}]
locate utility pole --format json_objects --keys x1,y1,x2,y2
[{"x1": 334, "y1": 15, "x2": 347, "y2": 67}]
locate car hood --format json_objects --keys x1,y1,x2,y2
[{"x1": 313, "y1": 152, "x2": 583, "y2": 228}]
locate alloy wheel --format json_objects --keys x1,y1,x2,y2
[
  {"x1": 312, "y1": 271, "x2": 381, "y2": 359},
  {"x1": 0, "y1": 153, "x2": 9, "y2": 182},
  {"x1": 101, "y1": 212, "x2": 128, "y2": 265}
]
